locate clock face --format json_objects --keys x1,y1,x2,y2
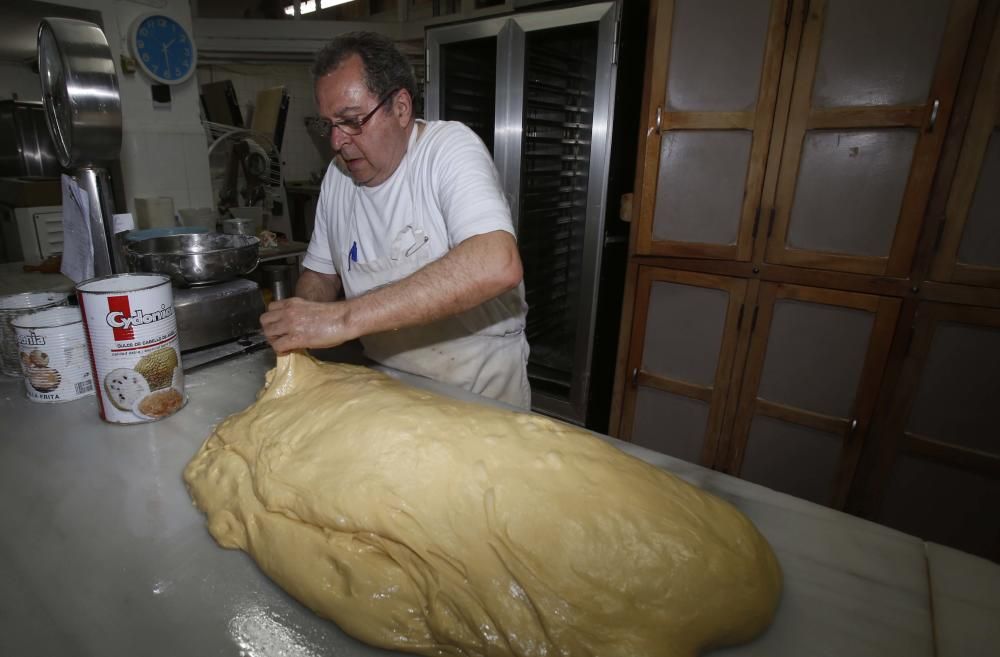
[{"x1": 132, "y1": 15, "x2": 196, "y2": 84}]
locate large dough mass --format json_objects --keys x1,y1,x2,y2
[{"x1": 184, "y1": 354, "x2": 781, "y2": 656}]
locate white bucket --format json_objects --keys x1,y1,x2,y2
[
  {"x1": 0, "y1": 291, "x2": 69, "y2": 376},
  {"x1": 76, "y1": 274, "x2": 186, "y2": 424},
  {"x1": 12, "y1": 306, "x2": 95, "y2": 403}
]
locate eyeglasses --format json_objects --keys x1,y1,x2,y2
[{"x1": 312, "y1": 88, "x2": 400, "y2": 138}]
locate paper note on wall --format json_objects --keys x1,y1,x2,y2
[{"x1": 59, "y1": 174, "x2": 95, "y2": 283}]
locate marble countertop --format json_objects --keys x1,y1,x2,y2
[{"x1": 0, "y1": 349, "x2": 996, "y2": 657}]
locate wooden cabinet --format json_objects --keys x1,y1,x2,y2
[
  {"x1": 634, "y1": 0, "x2": 786, "y2": 260},
  {"x1": 725, "y1": 284, "x2": 900, "y2": 507},
  {"x1": 931, "y1": 14, "x2": 1000, "y2": 287},
  {"x1": 619, "y1": 268, "x2": 748, "y2": 465},
  {"x1": 866, "y1": 303, "x2": 1000, "y2": 560},
  {"x1": 613, "y1": 0, "x2": 1000, "y2": 559},
  {"x1": 764, "y1": 0, "x2": 977, "y2": 276}
]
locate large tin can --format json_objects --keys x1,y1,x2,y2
[
  {"x1": 0, "y1": 291, "x2": 69, "y2": 376},
  {"x1": 12, "y1": 306, "x2": 94, "y2": 403},
  {"x1": 76, "y1": 274, "x2": 186, "y2": 423}
]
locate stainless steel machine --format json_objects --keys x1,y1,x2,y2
[
  {"x1": 37, "y1": 17, "x2": 122, "y2": 275},
  {"x1": 36, "y1": 18, "x2": 267, "y2": 368}
]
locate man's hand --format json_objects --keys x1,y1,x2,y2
[{"x1": 260, "y1": 297, "x2": 357, "y2": 354}]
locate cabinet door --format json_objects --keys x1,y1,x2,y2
[
  {"x1": 619, "y1": 267, "x2": 748, "y2": 466},
  {"x1": 635, "y1": 0, "x2": 788, "y2": 260},
  {"x1": 872, "y1": 303, "x2": 1000, "y2": 561},
  {"x1": 726, "y1": 283, "x2": 900, "y2": 507},
  {"x1": 764, "y1": 0, "x2": 977, "y2": 276},
  {"x1": 931, "y1": 14, "x2": 1000, "y2": 288}
]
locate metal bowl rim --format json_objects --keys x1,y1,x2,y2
[{"x1": 125, "y1": 234, "x2": 260, "y2": 258}]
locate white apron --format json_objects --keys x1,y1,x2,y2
[{"x1": 339, "y1": 127, "x2": 531, "y2": 409}]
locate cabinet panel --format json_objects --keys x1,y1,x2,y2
[
  {"x1": 641, "y1": 279, "x2": 729, "y2": 386},
  {"x1": 652, "y1": 131, "x2": 750, "y2": 246},
  {"x1": 666, "y1": 0, "x2": 772, "y2": 111},
  {"x1": 812, "y1": 0, "x2": 951, "y2": 108},
  {"x1": 620, "y1": 267, "x2": 748, "y2": 466},
  {"x1": 907, "y1": 321, "x2": 1000, "y2": 456},
  {"x1": 632, "y1": 388, "x2": 711, "y2": 464},
  {"x1": 787, "y1": 129, "x2": 918, "y2": 257},
  {"x1": 757, "y1": 298, "x2": 875, "y2": 418},
  {"x1": 956, "y1": 129, "x2": 1000, "y2": 267},
  {"x1": 635, "y1": 0, "x2": 787, "y2": 260},
  {"x1": 727, "y1": 283, "x2": 900, "y2": 507},
  {"x1": 863, "y1": 303, "x2": 1000, "y2": 562},
  {"x1": 932, "y1": 13, "x2": 1000, "y2": 287},
  {"x1": 741, "y1": 415, "x2": 843, "y2": 504},
  {"x1": 764, "y1": 0, "x2": 978, "y2": 276}
]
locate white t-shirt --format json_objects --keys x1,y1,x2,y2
[{"x1": 302, "y1": 120, "x2": 530, "y2": 405}]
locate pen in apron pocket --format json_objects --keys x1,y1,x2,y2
[{"x1": 349, "y1": 241, "x2": 357, "y2": 271}]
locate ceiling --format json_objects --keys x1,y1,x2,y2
[{"x1": 0, "y1": 2, "x2": 102, "y2": 65}]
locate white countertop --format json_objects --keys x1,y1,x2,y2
[{"x1": 0, "y1": 349, "x2": 996, "y2": 657}]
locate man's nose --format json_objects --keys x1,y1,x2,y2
[{"x1": 331, "y1": 125, "x2": 351, "y2": 150}]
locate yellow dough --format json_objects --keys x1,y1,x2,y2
[{"x1": 184, "y1": 354, "x2": 782, "y2": 657}]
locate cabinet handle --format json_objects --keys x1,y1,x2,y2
[
  {"x1": 655, "y1": 106, "x2": 662, "y2": 133},
  {"x1": 928, "y1": 99, "x2": 940, "y2": 132},
  {"x1": 849, "y1": 418, "x2": 858, "y2": 432},
  {"x1": 631, "y1": 367, "x2": 639, "y2": 387}
]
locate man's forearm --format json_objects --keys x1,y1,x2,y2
[{"x1": 344, "y1": 230, "x2": 522, "y2": 337}]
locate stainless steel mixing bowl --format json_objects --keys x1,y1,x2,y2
[{"x1": 123, "y1": 232, "x2": 260, "y2": 287}]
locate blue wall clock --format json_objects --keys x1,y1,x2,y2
[{"x1": 129, "y1": 14, "x2": 197, "y2": 85}]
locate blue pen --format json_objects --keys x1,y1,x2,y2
[{"x1": 349, "y1": 241, "x2": 358, "y2": 271}]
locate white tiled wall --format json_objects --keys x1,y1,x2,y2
[{"x1": 197, "y1": 63, "x2": 331, "y2": 183}]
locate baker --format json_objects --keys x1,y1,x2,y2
[{"x1": 260, "y1": 31, "x2": 531, "y2": 409}]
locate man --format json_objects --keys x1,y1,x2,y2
[{"x1": 260, "y1": 31, "x2": 531, "y2": 408}]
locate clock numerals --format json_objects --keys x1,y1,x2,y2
[{"x1": 135, "y1": 15, "x2": 194, "y2": 84}]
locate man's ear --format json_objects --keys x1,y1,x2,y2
[{"x1": 394, "y1": 88, "x2": 413, "y2": 126}]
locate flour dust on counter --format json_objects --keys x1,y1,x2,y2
[{"x1": 184, "y1": 353, "x2": 782, "y2": 657}]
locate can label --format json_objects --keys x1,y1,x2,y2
[
  {"x1": 12, "y1": 307, "x2": 94, "y2": 403},
  {"x1": 77, "y1": 274, "x2": 186, "y2": 424}
]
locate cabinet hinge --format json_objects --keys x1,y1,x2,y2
[
  {"x1": 766, "y1": 207, "x2": 776, "y2": 237},
  {"x1": 736, "y1": 303, "x2": 746, "y2": 330},
  {"x1": 750, "y1": 305, "x2": 760, "y2": 332},
  {"x1": 751, "y1": 207, "x2": 761, "y2": 238}
]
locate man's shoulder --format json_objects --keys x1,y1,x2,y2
[{"x1": 418, "y1": 120, "x2": 482, "y2": 147}]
